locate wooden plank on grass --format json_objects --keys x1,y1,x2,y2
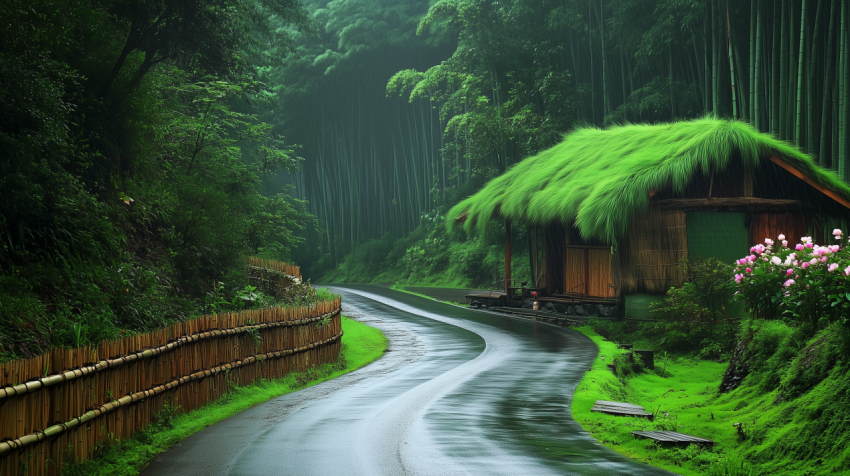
[
  {"x1": 591, "y1": 400, "x2": 653, "y2": 418},
  {"x1": 632, "y1": 430, "x2": 714, "y2": 446}
]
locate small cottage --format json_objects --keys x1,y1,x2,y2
[{"x1": 450, "y1": 118, "x2": 850, "y2": 317}]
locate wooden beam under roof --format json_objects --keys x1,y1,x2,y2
[
  {"x1": 652, "y1": 197, "x2": 802, "y2": 208},
  {"x1": 769, "y1": 156, "x2": 850, "y2": 210}
]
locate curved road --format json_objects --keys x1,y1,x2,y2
[{"x1": 141, "y1": 286, "x2": 668, "y2": 475}]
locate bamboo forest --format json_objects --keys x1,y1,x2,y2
[{"x1": 3, "y1": 0, "x2": 850, "y2": 475}]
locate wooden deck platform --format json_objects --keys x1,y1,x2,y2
[
  {"x1": 540, "y1": 294, "x2": 618, "y2": 305},
  {"x1": 631, "y1": 430, "x2": 714, "y2": 446},
  {"x1": 590, "y1": 400, "x2": 653, "y2": 418}
]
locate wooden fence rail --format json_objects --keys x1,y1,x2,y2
[
  {"x1": 0, "y1": 296, "x2": 341, "y2": 476},
  {"x1": 246, "y1": 256, "x2": 301, "y2": 278}
]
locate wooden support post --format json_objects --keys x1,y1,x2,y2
[{"x1": 505, "y1": 219, "x2": 512, "y2": 293}]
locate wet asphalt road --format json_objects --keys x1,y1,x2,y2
[{"x1": 141, "y1": 285, "x2": 669, "y2": 476}]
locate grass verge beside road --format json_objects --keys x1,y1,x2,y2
[{"x1": 62, "y1": 317, "x2": 387, "y2": 476}]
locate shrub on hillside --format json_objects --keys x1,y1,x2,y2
[
  {"x1": 648, "y1": 258, "x2": 738, "y2": 355},
  {"x1": 733, "y1": 230, "x2": 850, "y2": 325}
]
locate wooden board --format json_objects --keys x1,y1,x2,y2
[
  {"x1": 564, "y1": 248, "x2": 586, "y2": 295},
  {"x1": 653, "y1": 197, "x2": 802, "y2": 208},
  {"x1": 632, "y1": 430, "x2": 714, "y2": 446},
  {"x1": 587, "y1": 248, "x2": 614, "y2": 297},
  {"x1": 591, "y1": 400, "x2": 652, "y2": 418},
  {"x1": 748, "y1": 211, "x2": 807, "y2": 245}
]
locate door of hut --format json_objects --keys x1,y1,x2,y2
[
  {"x1": 564, "y1": 246, "x2": 614, "y2": 298},
  {"x1": 564, "y1": 248, "x2": 586, "y2": 295}
]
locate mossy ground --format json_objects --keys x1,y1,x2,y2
[
  {"x1": 572, "y1": 325, "x2": 849, "y2": 476},
  {"x1": 62, "y1": 317, "x2": 387, "y2": 476}
]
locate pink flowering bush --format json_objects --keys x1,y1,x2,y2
[{"x1": 734, "y1": 230, "x2": 850, "y2": 323}]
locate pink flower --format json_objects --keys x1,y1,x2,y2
[
  {"x1": 750, "y1": 244, "x2": 766, "y2": 255},
  {"x1": 810, "y1": 258, "x2": 818, "y2": 265},
  {"x1": 747, "y1": 255, "x2": 756, "y2": 262},
  {"x1": 845, "y1": 266, "x2": 850, "y2": 276},
  {"x1": 796, "y1": 244, "x2": 805, "y2": 251},
  {"x1": 821, "y1": 256, "x2": 828, "y2": 263},
  {"x1": 778, "y1": 234, "x2": 786, "y2": 240},
  {"x1": 829, "y1": 245, "x2": 840, "y2": 253},
  {"x1": 783, "y1": 279, "x2": 795, "y2": 288},
  {"x1": 802, "y1": 262, "x2": 810, "y2": 269},
  {"x1": 833, "y1": 229, "x2": 843, "y2": 238},
  {"x1": 734, "y1": 273, "x2": 744, "y2": 284},
  {"x1": 765, "y1": 238, "x2": 774, "y2": 245},
  {"x1": 806, "y1": 243, "x2": 813, "y2": 249},
  {"x1": 771, "y1": 256, "x2": 781, "y2": 265},
  {"x1": 746, "y1": 267, "x2": 752, "y2": 273},
  {"x1": 787, "y1": 268, "x2": 794, "y2": 276},
  {"x1": 828, "y1": 263, "x2": 839, "y2": 272}
]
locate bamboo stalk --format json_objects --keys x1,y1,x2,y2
[{"x1": 794, "y1": 0, "x2": 807, "y2": 147}]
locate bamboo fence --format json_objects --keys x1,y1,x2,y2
[
  {"x1": 0, "y1": 297, "x2": 341, "y2": 476},
  {"x1": 246, "y1": 257, "x2": 301, "y2": 278}
]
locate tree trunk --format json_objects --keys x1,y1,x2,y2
[
  {"x1": 713, "y1": 0, "x2": 720, "y2": 115},
  {"x1": 808, "y1": 0, "x2": 825, "y2": 152},
  {"x1": 772, "y1": 0, "x2": 781, "y2": 133},
  {"x1": 779, "y1": 0, "x2": 788, "y2": 138},
  {"x1": 819, "y1": 0, "x2": 837, "y2": 166},
  {"x1": 754, "y1": 0, "x2": 763, "y2": 130},
  {"x1": 795, "y1": 0, "x2": 807, "y2": 148},
  {"x1": 727, "y1": 5, "x2": 739, "y2": 119}
]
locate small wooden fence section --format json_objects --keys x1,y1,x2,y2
[
  {"x1": 246, "y1": 256, "x2": 301, "y2": 278},
  {"x1": 0, "y1": 298, "x2": 341, "y2": 476}
]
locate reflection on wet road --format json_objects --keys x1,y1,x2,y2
[{"x1": 141, "y1": 286, "x2": 669, "y2": 475}]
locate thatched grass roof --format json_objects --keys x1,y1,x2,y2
[{"x1": 448, "y1": 117, "x2": 850, "y2": 243}]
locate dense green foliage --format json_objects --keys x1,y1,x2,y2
[
  {"x1": 447, "y1": 118, "x2": 850, "y2": 241},
  {"x1": 265, "y1": 0, "x2": 850, "y2": 283},
  {"x1": 0, "y1": 0, "x2": 320, "y2": 360},
  {"x1": 319, "y1": 211, "x2": 531, "y2": 288},
  {"x1": 61, "y1": 316, "x2": 387, "y2": 476}
]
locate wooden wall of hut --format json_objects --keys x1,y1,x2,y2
[
  {"x1": 749, "y1": 212, "x2": 808, "y2": 245},
  {"x1": 619, "y1": 208, "x2": 688, "y2": 294}
]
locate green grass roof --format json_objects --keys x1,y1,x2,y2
[{"x1": 448, "y1": 117, "x2": 850, "y2": 243}]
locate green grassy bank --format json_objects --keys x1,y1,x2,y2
[
  {"x1": 62, "y1": 317, "x2": 387, "y2": 476},
  {"x1": 572, "y1": 325, "x2": 850, "y2": 476}
]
